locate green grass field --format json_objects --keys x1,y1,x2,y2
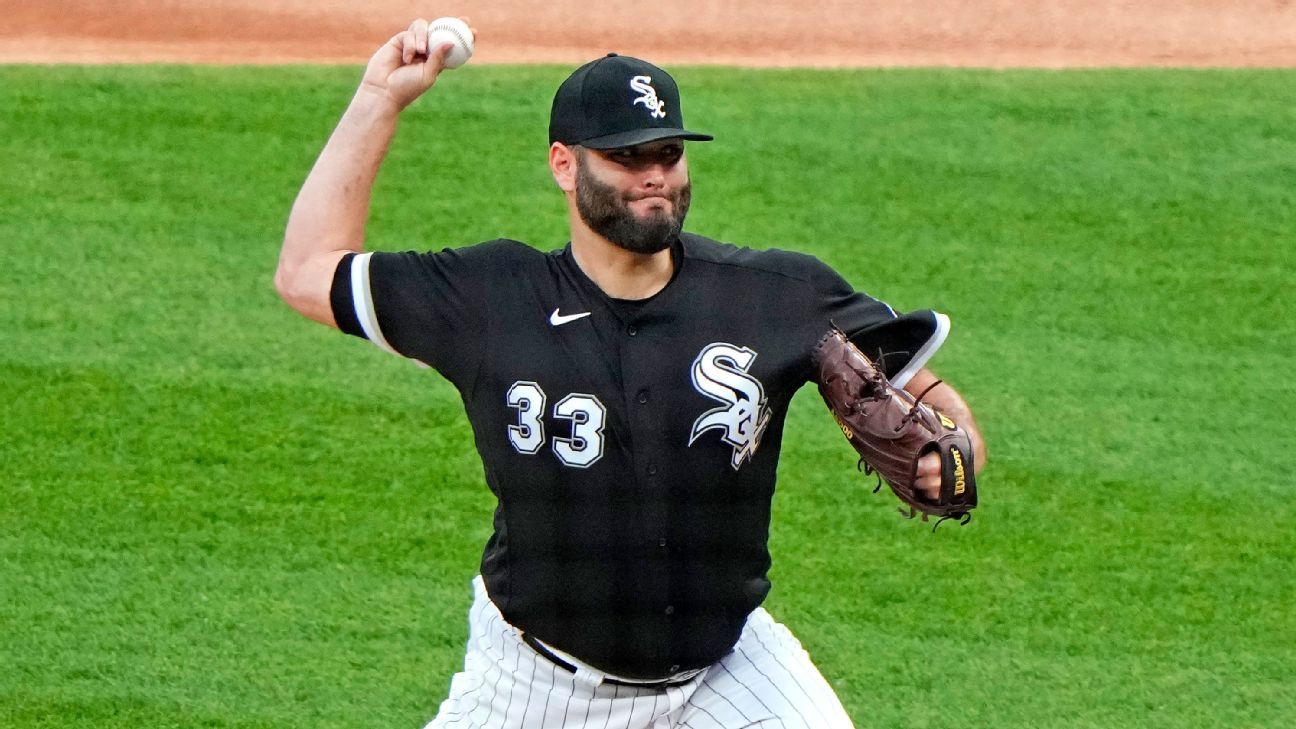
[{"x1": 2, "y1": 63, "x2": 1294, "y2": 728}]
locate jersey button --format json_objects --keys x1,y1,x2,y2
[
  {"x1": 669, "y1": 664, "x2": 681, "y2": 674},
  {"x1": 636, "y1": 390, "x2": 649, "y2": 404},
  {"x1": 647, "y1": 464, "x2": 658, "y2": 476},
  {"x1": 664, "y1": 605, "x2": 675, "y2": 616},
  {"x1": 658, "y1": 537, "x2": 667, "y2": 548},
  {"x1": 626, "y1": 325, "x2": 638, "y2": 336}
]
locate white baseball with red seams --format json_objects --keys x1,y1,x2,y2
[{"x1": 428, "y1": 17, "x2": 474, "y2": 69}]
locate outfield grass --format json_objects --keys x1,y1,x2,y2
[{"x1": 2, "y1": 64, "x2": 1293, "y2": 728}]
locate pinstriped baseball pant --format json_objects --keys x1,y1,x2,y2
[{"x1": 424, "y1": 577, "x2": 855, "y2": 729}]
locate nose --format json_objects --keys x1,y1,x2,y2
[{"x1": 641, "y1": 164, "x2": 667, "y2": 190}]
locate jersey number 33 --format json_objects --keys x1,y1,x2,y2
[{"x1": 506, "y1": 381, "x2": 608, "y2": 469}]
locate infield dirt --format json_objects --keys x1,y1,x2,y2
[{"x1": 2, "y1": 0, "x2": 1294, "y2": 67}]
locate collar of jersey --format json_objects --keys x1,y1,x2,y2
[{"x1": 558, "y1": 236, "x2": 686, "y2": 319}]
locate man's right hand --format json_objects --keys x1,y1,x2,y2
[{"x1": 360, "y1": 18, "x2": 475, "y2": 111}]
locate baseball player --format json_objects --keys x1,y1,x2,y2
[{"x1": 275, "y1": 19, "x2": 986, "y2": 729}]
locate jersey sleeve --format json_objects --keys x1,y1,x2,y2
[
  {"x1": 807, "y1": 258, "x2": 950, "y2": 388},
  {"x1": 329, "y1": 243, "x2": 502, "y2": 387}
]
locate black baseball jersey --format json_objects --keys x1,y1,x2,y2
[{"x1": 329, "y1": 232, "x2": 948, "y2": 679}]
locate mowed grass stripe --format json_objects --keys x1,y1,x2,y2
[{"x1": 2, "y1": 65, "x2": 1293, "y2": 728}]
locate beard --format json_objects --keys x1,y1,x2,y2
[{"x1": 575, "y1": 161, "x2": 692, "y2": 255}]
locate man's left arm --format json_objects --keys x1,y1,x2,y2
[{"x1": 906, "y1": 367, "x2": 987, "y2": 497}]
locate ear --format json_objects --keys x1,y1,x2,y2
[{"x1": 549, "y1": 142, "x2": 578, "y2": 193}]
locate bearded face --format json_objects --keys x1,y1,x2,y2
[{"x1": 574, "y1": 149, "x2": 692, "y2": 255}]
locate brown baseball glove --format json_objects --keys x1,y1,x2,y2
[{"x1": 811, "y1": 328, "x2": 977, "y2": 527}]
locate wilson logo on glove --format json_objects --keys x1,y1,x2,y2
[{"x1": 951, "y1": 447, "x2": 967, "y2": 496}]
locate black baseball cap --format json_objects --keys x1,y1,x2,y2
[{"x1": 549, "y1": 53, "x2": 714, "y2": 149}]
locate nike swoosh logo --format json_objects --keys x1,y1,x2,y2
[{"x1": 549, "y1": 308, "x2": 592, "y2": 326}]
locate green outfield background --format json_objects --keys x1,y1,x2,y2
[{"x1": 2, "y1": 65, "x2": 1293, "y2": 728}]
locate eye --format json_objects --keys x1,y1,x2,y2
[
  {"x1": 658, "y1": 146, "x2": 684, "y2": 164},
  {"x1": 605, "y1": 151, "x2": 638, "y2": 167}
]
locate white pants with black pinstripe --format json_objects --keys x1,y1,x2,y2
[{"x1": 424, "y1": 577, "x2": 855, "y2": 729}]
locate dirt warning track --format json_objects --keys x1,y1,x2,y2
[{"x1": 2, "y1": 1, "x2": 1293, "y2": 67}]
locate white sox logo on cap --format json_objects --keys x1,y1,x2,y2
[{"x1": 629, "y1": 75, "x2": 668, "y2": 120}]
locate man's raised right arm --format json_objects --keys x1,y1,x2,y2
[{"x1": 274, "y1": 18, "x2": 465, "y2": 327}]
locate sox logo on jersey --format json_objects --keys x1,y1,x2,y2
[
  {"x1": 630, "y1": 75, "x2": 668, "y2": 119},
  {"x1": 688, "y1": 342, "x2": 771, "y2": 469}
]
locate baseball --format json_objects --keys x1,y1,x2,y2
[{"x1": 428, "y1": 17, "x2": 474, "y2": 69}]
